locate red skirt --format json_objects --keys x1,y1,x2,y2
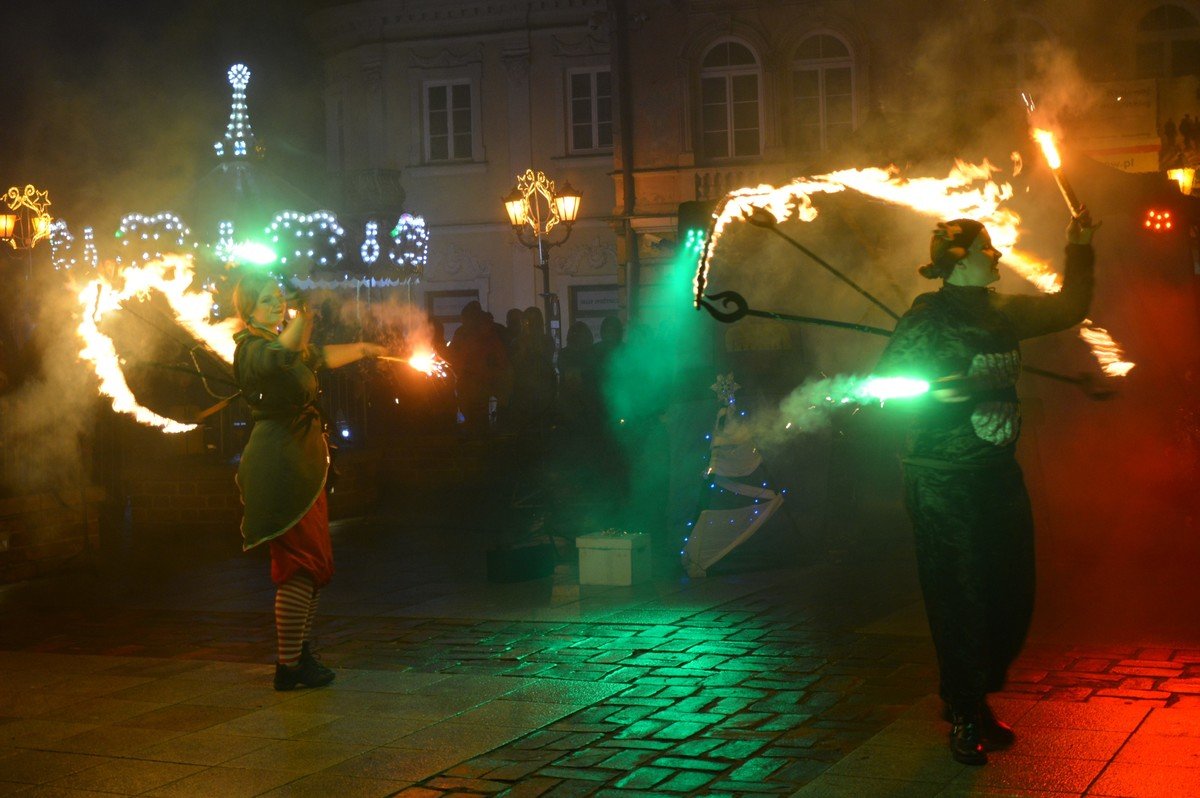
[{"x1": 269, "y1": 491, "x2": 334, "y2": 588}]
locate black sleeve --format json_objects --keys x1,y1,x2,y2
[
  {"x1": 875, "y1": 302, "x2": 956, "y2": 381},
  {"x1": 997, "y1": 243, "x2": 1094, "y2": 340}
]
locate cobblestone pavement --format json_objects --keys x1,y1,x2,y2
[{"x1": 3, "y1": 510, "x2": 1200, "y2": 796}]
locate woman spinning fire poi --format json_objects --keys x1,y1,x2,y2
[
  {"x1": 231, "y1": 274, "x2": 386, "y2": 691},
  {"x1": 874, "y1": 209, "x2": 1099, "y2": 765}
]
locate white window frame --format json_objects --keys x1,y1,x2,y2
[
  {"x1": 792, "y1": 34, "x2": 856, "y2": 154},
  {"x1": 423, "y1": 78, "x2": 475, "y2": 163},
  {"x1": 566, "y1": 67, "x2": 614, "y2": 154},
  {"x1": 699, "y1": 39, "x2": 763, "y2": 160}
]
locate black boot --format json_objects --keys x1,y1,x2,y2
[
  {"x1": 948, "y1": 705, "x2": 987, "y2": 766},
  {"x1": 274, "y1": 643, "x2": 335, "y2": 692},
  {"x1": 979, "y1": 701, "x2": 1015, "y2": 750},
  {"x1": 942, "y1": 700, "x2": 1015, "y2": 751}
]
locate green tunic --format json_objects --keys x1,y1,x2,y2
[{"x1": 234, "y1": 327, "x2": 328, "y2": 550}]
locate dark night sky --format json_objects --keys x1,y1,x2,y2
[{"x1": 0, "y1": 0, "x2": 332, "y2": 230}]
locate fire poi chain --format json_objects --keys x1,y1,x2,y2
[
  {"x1": 693, "y1": 153, "x2": 1134, "y2": 379},
  {"x1": 75, "y1": 254, "x2": 448, "y2": 432}
]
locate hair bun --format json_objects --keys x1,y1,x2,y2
[{"x1": 918, "y1": 261, "x2": 944, "y2": 279}]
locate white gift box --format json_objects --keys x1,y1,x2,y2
[{"x1": 576, "y1": 531, "x2": 651, "y2": 586}]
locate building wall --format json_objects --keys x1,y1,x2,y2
[
  {"x1": 312, "y1": 0, "x2": 1200, "y2": 323},
  {"x1": 311, "y1": 0, "x2": 620, "y2": 335}
]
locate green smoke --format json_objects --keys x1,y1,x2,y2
[{"x1": 598, "y1": 235, "x2": 712, "y2": 542}]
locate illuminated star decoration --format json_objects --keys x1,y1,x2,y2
[
  {"x1": 711, "y1": 373, "x2": 741, "y2": 406},
  {"x1": 213, "y1": 64, "x2": 256, "y2": 159},
  {"x1": 388, "y1": 213, "x2": 428, "y2": 282}
]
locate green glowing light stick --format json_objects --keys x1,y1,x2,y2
[
  {"x1": 857, "y1": 376, "x2": 932, "y2": 401},
  {"x1": 229, "y1": 241, "x2": 277, "y2": 266}
]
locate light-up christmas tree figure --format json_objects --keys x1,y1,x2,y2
[
  {"x1": 213, "y1": 64, "x2": 257, "y2": 159},
  {"x1": 680, "y1": 373, "x2": 785, "y2": 577}
]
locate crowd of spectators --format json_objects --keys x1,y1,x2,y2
[{"x1": 442, "y1": 301, "x2": 625, "y2": 440}]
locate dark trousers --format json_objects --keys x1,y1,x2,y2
[{"x1": 903, "y1": 459, "x2": 1035, "y2": 708}]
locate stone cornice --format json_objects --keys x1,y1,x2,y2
[
  {"x1": 408, "y1": 45, "x2": 484, "y2": 69},
  {"x1": 309, "y1": 0, "x2": 606, "y2": 53}
]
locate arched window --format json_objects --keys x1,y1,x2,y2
[
  {"x1": 700, "y1": 40, "x2": 762, "y2": 159},
  {"x1": 1137, "y1": 4, "x2": 1200, "y2": 77},
  {"x1": 995, "y1": 17, "x2": 1051, "y2": 84},
  {"x1": 793, "y1": 34, "x2": 854, "y2": 153}
]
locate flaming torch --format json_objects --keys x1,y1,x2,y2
[
  {"x1": 1032, "y1": 128, "x2": 1084, "y2": 218},
  {"x1": 1022, "y1": 93, "x2": 1084, "y2": 218}
]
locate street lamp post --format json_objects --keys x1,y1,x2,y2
[
  {"x1": 0, "y1": 185, "x2": 53, "y2": 279},
  {"x1": 503, "y1": 169, "x2": 581, "y2": 348}
]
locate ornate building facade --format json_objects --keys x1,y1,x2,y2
[{"x1": 311, "y1": 0, "x2": 1200, "y2": 332}]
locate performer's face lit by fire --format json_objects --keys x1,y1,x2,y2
[
  {"x1": 251, "y1": 284, "x2": 286, "y2": 329},
  {"x1": 951, "y1": 230, "x2": 1002, "y2": 287}
]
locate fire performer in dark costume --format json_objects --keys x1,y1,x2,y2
[
  {"x1": 875, "y1": 211, "x2": 1098, "y2": 764},
  {"x1": 232, "y1": 274, "x2": 385, "y2": 690}
]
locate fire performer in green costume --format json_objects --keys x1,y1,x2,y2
[
  {"x1": 232, "y1": 273, "x2": 385, "y2": 691},
  {"x1": 875, "y1": 211, "x2": 1098, "y2": 764}
]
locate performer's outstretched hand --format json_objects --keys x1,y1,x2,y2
[
  {"x1": 1068, "y1": 207, "x2": 1100, "y2": 245},
  {"x1": 931, "y1": 373, "x2": 972, "y2": 403}
]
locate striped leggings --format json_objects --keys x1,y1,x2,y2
[{"x1": 274, "y1": 572, "x2": 319, "y2": 665}]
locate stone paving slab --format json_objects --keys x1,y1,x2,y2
[{"x1": 5, "y1": 514, "x2": 1200, "y2": 795}]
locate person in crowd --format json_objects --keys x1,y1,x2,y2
[
  {"x1": 447, "y1": 301, "x2": 509, "y2": 436},
  {"x1": 503, "y1": 308, "x2": 524, "y2": 354},
  {"x1": 231, "y1": 273, "x2": 386, "y2": 691},
  {"x1": 557, "y1": 320, "x2": 599, "y2": 431},
  {"x1": 594, "y1": 314, "x2": 624, "y2": 367},
  {"x1": 874, "y1": 210, "x2": 1099, "y2": 765},
  {"x1": 509, "y1": 306, "x2": 557, "y2": 430},
  {"x1": 1182, "y1": 114, "x2": 1195, "y2": 150}
]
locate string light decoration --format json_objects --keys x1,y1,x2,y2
[
  {"x1": 213, "y1": 64, "x2": 257, "y2": 159},
  {"x1": 360, "y1": 220, "x2": 381, "y2": 265},
  {"x1": 82, "y1": 226, "x2": 98, "y2": 270},
  {"x1": 387, "y1": 213, "x2": 428, "y2": 281},
  {"x1": 49, "y1": 220, "x2": 99, "y2": 271},
  {"x1": 50, "y1": 220, "x2": 76, "y2": 270},
  {"x1": 266, "y1": 210, "x2": 345, "y2": 267},
  {"x1": 115, "y1": 212, "x2": 193, "y2": 265},
  {"x1": 215, "y1": 220, "x2": 235, "y2": 261}
]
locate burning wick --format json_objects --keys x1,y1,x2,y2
[
  {"x1": 1032, "y1": 128, "x2": 1084, "y2": 218},
  {"x1": 379, "y1": 352, "x2": 451, "y2": 378}
]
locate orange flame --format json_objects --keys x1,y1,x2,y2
[
  {"x1": 1078, "y1": 321, "x2": 1136, "y2": 377},
  {"x1": 407, "y1": 350, "x2": 450, "y2": 378},
  {"x1": 1032, "y1": 128, "x2": 1063, "y2": 170},
  {"x1": 380, "y1": 351, "x2": 451, "y2": 378},
  {"x1": 76, "y1": 254, "x2": 238, "y2": 432}
]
